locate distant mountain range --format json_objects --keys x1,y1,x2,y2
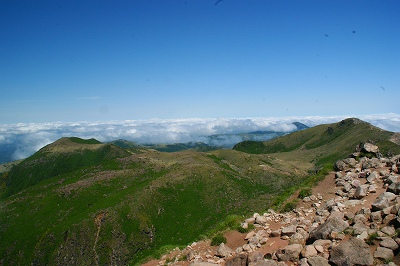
[
  {"x1": 109, "y1": 121, "x2": 309, "y2": 153},
  {"x1": 0, "y1": 122, "x2": 309, "y2": 164}
]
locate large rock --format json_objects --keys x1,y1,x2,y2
[
  {"x1": 281, "y1": 225, "x2": 296, "y2": 236},
  {"x1": 276, "y1": 244, "x2": 302, "y2": 262},
  {"x1": 379, "y1": 237, "x2": 399, "y2": 250},
  {"x1": 308, "y1": 217, "x2": 349, "y2": 242},
  {"x1": 225, "y1": 253, "x2": 247, "y2": 266},
  {"x1": 334, "y1": 160, "x2": 347, "y2": 171},
  {"x1": 215, "y1": 243, "x2": 233, "y2": 258},
  {"x1": 353, "y1": 185, "x2": 368, "y2": 199},
  {"x1": 255, "y1": 214, "x2": 268, "y2": 225},
  {"x1": 366, "y1": 171, "x2": 379, "y2": 183},
  {"x1": 371, "y1": 192, "x2": 396, "y2": 211},
  {"x1": 387, "y1": 182, "x2": 400, "y2": 195},
  {"x1": 289, "y1": 233, "x2": 306, "y2": 246},
  {"x1": 362, "y1": 143, "x2": 379, "y2": 153},
  {"x1": 307, "y1": 256, "x2": 330, "y2": 266},
  {"x1": 248, "y1": 260, "x2": 278, "y2": 266},
  {"x1": 189, "y1": 263, "x2": 219, "y2": 266},
  {"x1": 374, "y1": 246, "x2": 394, "y2": 261},
  {"x1": 247, "y1": 251, "x2": 264, "y2": 264},
  {"x1": 301, "y1": 245, "x2": 317, "y2": 258},
  {"x1": 329, "y1": 237, "x2": 373, "y2": 266}
]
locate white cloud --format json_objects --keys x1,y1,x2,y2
[{"x1": 0, "y1": 113, "x2": 399, "y2": 163}]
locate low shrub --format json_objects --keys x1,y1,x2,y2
[
  {"x1": 365, "y1": 232, "x2": 378, "y2": 245},
  {"x1": 281, "y1": 199, "x2": 298, "y2": 213},
  {"x1": 211, "y1": 233, "x2": 226, "y2": 246},
  {"x1": 298, "y1": 188, "x2": 312, "y2": 199},
  {"x1": 236, "y1": 223, "x2": 255, "y2": 233}
]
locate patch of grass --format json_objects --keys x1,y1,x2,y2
[
  {"x1": 342, "y1": 228, "x2": 356, "y2": 236},
  {"x1": 365, "y1": 232, "x2": 378, "y2": 245},
  {"x1": 298, "y1": 188, "x2": 312, "y2": 199},
  {"x1": 206, "y1": 215, "x2": 243, "y2": 237},
  {"x1": 69, "y1": 137, "x2": 102, "y2": 144},
  {"x1": 281, "y1": 199, "x2": 299, "y2": 213},
  {"x1": 211, "y1": 233, "x2": 226, "y2": 246},
  {"x1": 236, "y1": 223, "x2": 255, "y2": 233}
]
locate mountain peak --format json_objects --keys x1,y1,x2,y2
[{"x1": 40, "y1": 137, "x2": 103, "y2": 153}]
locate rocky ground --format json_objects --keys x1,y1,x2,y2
[{"x1": 143, "y1": 143, "x2": 400, "y2": 266}]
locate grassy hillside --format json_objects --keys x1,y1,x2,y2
[
  {"x1": 1, "y1": 119, "x2": 399, "y2": 265},
  {"x1": 1, "y1": 137, "x2": 130, "y2": 198},
  {"x1": 234, "y1": 118, "x2": 400, "y2": 166}
]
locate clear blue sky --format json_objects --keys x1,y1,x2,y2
[{"x1": 1, "y1": 0, "x2": 399, "y2": 124}]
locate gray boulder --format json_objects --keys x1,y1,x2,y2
[
  {"x1": 247, "y1": 251, "x2": 264, "y2": 264},
  {"x1": 307, "y1": 256, "x2": 330, "y2": 266},
  {"x1": 281, "y1": 225, "x2": 296, "y2": 236},
  {"x1": 367, "y1": 171, "x2": 379, "y2": 183},
  {"x1": 190, "y1": 263, "x2": 219, "y2": 266},
  {"x1": 276, "y1": 244, "x2": 302, "y2": 262},
  {"x1": 249, "y1": 260, "x2": 278, "y2": 266},
  {"x1": 363, "y1": 143, "x2": 379, "y2": 153},
  {"x1": 380, "y1": 237, "x2": 399, "y2": 250},
  {"x1": 334, "y1": 160, "x2": 346, "y2": 171},
  {"x1": 374, "y1": 246, "x2": 394, "y2": 261},
  {"x1": 329, "y1": 237, "x2": 373, "y2": 266},
  {"x1": 387, "y1": 182, "x2": 400, "y2": 195},
  {"x1": 353, "y1": 185, "x2": 368, "y2": 199},
  {"x1": 308, "y1": 217, "x2": 349, "y2": 242},
  {"x1": 371, "y1": 192, "x2": 396, "y2": 211},
  {"x1": 225, "y1": 253, "x2": 247, "y2": 266},
  {"x1": 215, "y1": 243, "x2": 233, "y2": 258},
  {"x1": 301, "y1": 245, "x2": 317, "y2": 258}
]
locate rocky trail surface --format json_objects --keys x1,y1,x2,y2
[{"x1": 143, "y1": 143, "x2": 400, "y2": 266}]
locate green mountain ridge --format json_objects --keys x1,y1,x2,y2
[{"x1": 1, "y1": 118, "x2": 400, "y2": 265}]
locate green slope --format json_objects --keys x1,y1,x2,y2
[
  {"x1": 1, "y1": 137, "x2": 130, "y2": 198},
  {"x1": 233, "y1": 118, "x2": 400, "y2": 166}
]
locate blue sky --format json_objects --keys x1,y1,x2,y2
[{"x1": 1, "y1": 0, "x2": 399, "y2": 124}]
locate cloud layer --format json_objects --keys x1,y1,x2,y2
[{"x1": 0, "y1": 114, "x2": 399, "y2": 163}]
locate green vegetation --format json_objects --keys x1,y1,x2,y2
[
  {"x1": 69, "y1": 137, "x2": 102, "y2": 144},
  {"x1": 365, "y1": 232, "x2": 378, "y2": 245},
  {"x1": 236, "y1": 223, "x2": 255, "y2": 233},
  {"x1": 211, "y1": 234, "x2": 227, "y2": 246},
  {"x1": 1, "y1": 118, "x2": 400, "y2": 265},
  {"x1": 281, "y1": 199, "x2": 299, "y2": 213},
  {"x1": 298, "y1": 188, "x2": 313, "y2": 199}
]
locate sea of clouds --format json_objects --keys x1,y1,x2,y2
[{"x1": 0, "y1": 114, "x2": 399, "y2": 163}]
